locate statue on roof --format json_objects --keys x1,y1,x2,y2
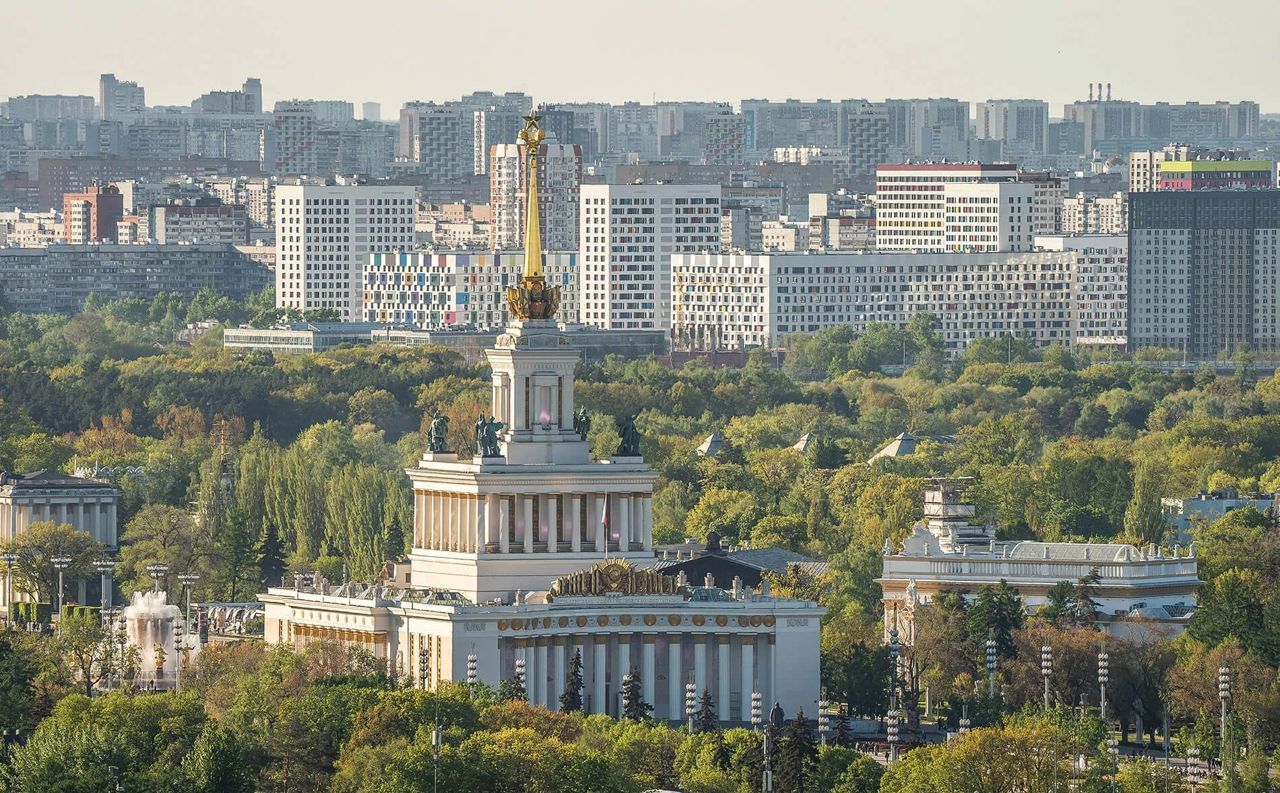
[
  {"x1": 615, "y1": 414, "x2": 642, "y2": 457},
  {"x1": 476, "y1": 415, "x2": 504, "y2": 458},
  {"x1": 427, "y1": 409, "x2": 450, "y2": 453},
  {"x1": 572, "y1": 406, "x2": 591, "y2": 440}
]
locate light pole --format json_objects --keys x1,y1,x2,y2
[
  {"x1": 888, "y1": 627, "x2": 900, "y2": 760},
  {"x1": 1187, "y1": 746, "x2": 1200, "y2": 785},
  {"x1": 1107, "y1": 736, "x2": 1119, "y2": 793},
  {"x1": 685, "y1": 680, "x2": 697, "y2": 732},
  {"x1": 1219, "y1": 665, "x2": 1232, "y2": 792},
  {"x1": 419, "y1": 645, "x2": 431, "y2": 690},
  {"x1": 2, "y1": 551, "x2": 17, "y2": 621},
  {"x1": 1040, "y1": 644, "x2": 1053, "y2": 712},
  {"x1": 115, "y1": 612, "x2": 128, "y2": 689},
  {"x1": 466, "y1": 652, "x2": 478, "y2": 696},
  {"x1": 51, "y1": 555, "x2": 71, "y2": 620},
  {"x1": 958, "y1": 703, "x2": 971, "y2": 735},
  {"x1": 176, "y1": 572, "x2": 198, "y2": 639},
  {"x1": 94, "y1": 558, "x2": 114, "y2": 613},
  {"x1": 1097, "y1": 648, "x2": 1110, "y2": 722},
  {"x1": 818, "y1": 695, "x2": 829, "y2": 746},
  {"x1": 751, "y1": 690, "x2": 762, "y2": 731},
  {"x1": 145, "y1": 563, "x2": 169, "y2": 593},
  {"x1": 513, "y1": 657, "x2": 526, "y2": 700},
  {"x1": 984, "y1": 636, "x2": 997, "y2": 699}
]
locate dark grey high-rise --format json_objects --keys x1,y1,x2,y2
[{"x1": 1129, "y1": 191, "x2": 1280, "y2": 358}]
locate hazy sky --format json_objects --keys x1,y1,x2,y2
[{"x1": 5, "y1": 0, "x2": 1277, "y2": 114}]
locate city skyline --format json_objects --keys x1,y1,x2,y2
[{"x1": 5, "y1": 0, "x2": 1279, "y2": 112}]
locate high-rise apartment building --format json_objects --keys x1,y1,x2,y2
[
  {"x1": 671, "y1": 250, "x2": 1077, "y2": 352},
  {"x1": 1035, "y1": 234, "x2": 1128, "y2": 348},
  {"x1": 1157, "y1": 160, "x2": 1274, "y2": 191},
  {"x1": 98, "y1": 74, "x2": 145, "y2": 120},
  {"x1": 702, "y1": 113, "x2": 749, "y2": 166},
  {"x1": 412, "y1": 105, "x2": 473, "y2": 182},
  {"x1": 275, "y1": 184, "x2": 416, "y2": 319},
  {"x1": 884, "y1": 98, "x2": 970, "y2": 160},
  {"x1": 580, "y1": 183, "x2": 721, "y2": 330},
  {"x1": 4, "y1": 95, "x2": 96, "y2": 122},
  {"x1": 489, "y1": 141, "x2": 582, "y2": 250},
  {"x1": 1062, "y1": 193, "x2": 1129, "y2": 234},
  {"x1": 268, "y1": 102, "x2": 318, "y2": 175},
  {"x1": 63, "y1": 183, "x2": 124, "y2": 243},
  {"x1": 1128, "y1": 190, "x2": 1280, "y2": 357},
  {"x1": 740, "y1": 99, "x2": 842, "y2": 153},
  {"x1": 474, "y1": 109, "x2": 524, "y2": 175},
  {"x1": 150, "y1": 201, "x2": 249, "y2": 245},
  {"x1": 875, "y1": 163, "x2": 1023, "y2": 252},
  {"x1": 362, "y1": 251, "x2": 579, "y2": 327},
  {"x1": 977, "y1": 100, "x2": 1049, "y2": 155},
  {"x1": 840, "y1": 101, "x2": 890, "y2": 177}
]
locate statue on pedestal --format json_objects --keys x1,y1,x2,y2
[
  {"x1": 427, "y1": 409, "x2": 450, "y2": 453},
  {"x1": 477, "y1": 415, "x2": 505, "y2": 458},
  {"x1": 572, "y1": 406, "x2": 592, "y2": 440},
  {"x1": 615, "y1": 414, "x2": 642, "y2": 457}
]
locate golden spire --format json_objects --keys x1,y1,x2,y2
[
  {"x1": 519, "y1": 114, "x2": 545, "y2": 279},
  {"x1": 506, "y1": 113, "x2": 560, "y2": 321}
]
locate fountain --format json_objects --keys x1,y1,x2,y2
[{"x1": 121, "y1": 591, "x2": 200, "y2": 689}]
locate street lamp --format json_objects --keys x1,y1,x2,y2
[
  {"x1": 685, "y1": 680, "x2": 697, "y2": 732},
  {"x1": 818, "y1": 696, "x2": 829, "y2": 746},
  {"x1": 958, "y1": 703, "x2": 971, "y2": 735},
  {"x1": 93, "y1": 558, "x2": 115, "y2": 612},
  {"x1": 1040, "y1": 644, "x2": 1054, "y2": 712},
  {"x1": 1187, "y1": 746, "x2": 1201, "y2": 785},
  {"x1": 466, "y1": 652, "x2": 478, "y2": 691},
  {"x1": 513, "y1": 657, "x2": 526, "y2": 700},
  {"x1": 1, "y1": 551, "x2": 17, "y2": 621},
  {"x1": 145, "y1": 563, "x2": 169, "y2": 593},
  {"x1": 419, "y1": 645, "x2": 431, "y2": 691},
  {"x1": 751, "y1": 690, "x2": 763, "y2": 731},
  {"x1": 1219, "y1": 665, "x2": 1231, "y2": 790},
  {"x1": 51, "y1": 555, "x2": 71, "y2": 619},
  {"x1": 176, "y1": 572, "x2": 199, "y2": 646},
  {"x1": 887, "y1": 708, "x2": 900, "y2": 761},
  {"x1": 1107, "y1": 737, "x2": 1119, "y2": 793},
  {"x1": 115, "y1": 611, "x2": 128, "y2": 689},
  {"x1": 1097, "y1": 649, "x2": 1110, "y2": 722},
  {"x1": 984, "y1": 636, "x2": 997, "y2": 698}
]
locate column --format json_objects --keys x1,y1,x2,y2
[
  {"x1": 694, "y1": 634, "x2": 708, "y2": 696},
  {"x1": 667, "y1": 635, "x2": 683, "y2": 722},
  {"x1": 641, "y1": 496, "x2": 653, "y2": 552},
  {"x1": 77, "y1": 578, "x2": 87, "y2": 605},
  {"x1": 535, "y1": 638, "x2": 549, "y2": 707},
  {"x1": 618, "y1": 495, "x2": 631, "y2": 552},
  {"x1": 522, "y1": 496, "x2": 534, "y2": 554},
  {"x1": 485, "y1": 494, "x2": 499, "y2": 551},
  {"x1": 617, "y1": 634, "x2": 632, "y2": 700},
  {"x1": 101, "y1": 570, "x2": 113, "y2": 608},
  {"x1": 550, "y1": 637, "x2": 566, "y2": 708},
  {"x1": 717, "y1": 635, "x2": 731, "y2": 722},
  {"x1": 570, "y1": 495, "x2": 582, "y2": 552},
  {"x1": 594, "y1": 495, "x2": 607, "y2": 551},
  {"x1": 641, "y1": 635, "x2": 657, "y2": 714},
  {"x1": 498, "y1": 496, "x2": 510, "y2": 554},
  {"x1": 765, "y1": 635, "x2": 776, "y2": 708},
  {"x1": 739, "y1": 638, "x2": 755, "y2": 722},
  {"x1": 546, "y1": 495, "x2": 558, "y2": 552},
  {"x1": 429, "y1": 492, "x2": 440, "y2": 550},
  {"x1": 108, "y1": 501, "x2": 117, "y2": 547},
  {"x1": 523, "y1": 640, "x2": 537, "y2": 703},
  {"x1": 592, "y1": 635, "x2": 607, "y2": 715}
]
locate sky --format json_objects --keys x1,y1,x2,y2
[{"x1": 4, "y1": 0, "x2": 1278, "y2": 115}]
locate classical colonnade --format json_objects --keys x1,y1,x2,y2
[
  {"x1": 412, "y1": 491, "x2": 654, "y2": 554},
  {"x1": 503, "y1": 629, "x2": 776, "y2": 722}
]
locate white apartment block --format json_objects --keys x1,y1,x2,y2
[
  {"x1": 976, "y1": 100, "x2": 1049, "y2": 155},
  {"x1": 579, "y1": 183, "x2": 720, "y2": 331},
  {"x1": 362, "y1": 251, "x2": 578, "y2": 328},
  {"x1": 275, "y1": 185, "x2": 416, "y2": 320},
  {"x1": 943, "y1": 182, "x2": 1037, "y2": 252},
  {"x1": 203, "y1": 177, "x2": 276, "y2": 228},
  {"x1": 875, "y1": 163, "x2": 1020, "y2": 252},
  {"x1": 1035, "y1": 234, "x2": 1128, "y2": 347},
  {"x1": 762, "y1": 221, "x2": 810, "y2": 251},
  {"x1": 489, "y1": 142, "x2": 582, "y2": 250},
  {"x1": 1062, "y1": 193, "x2": 1128, "y2": 234},
  {"x1": 1128, "y1": 146, "x2": 1197, "y2": 193},
  {"x1": 671, "y1": 251, "x2": 1078, "y2": 353}
]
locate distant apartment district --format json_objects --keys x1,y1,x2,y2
[{"x1": 0, "y1": 77, "x2": 1277, "y2": 363}]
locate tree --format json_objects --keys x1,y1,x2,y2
[
  {"x1": 1188, "y1": 568, "x2": 1270, "y2": 658},
  {"x1": 1038, "y1": 581, "x2": 1075, "y2": 627},
  {"x1": 57, "y1": 610, "x2": 114, "y2": 697},
  {"x1": 696, "y1": 688, "x2": 718, "y2": 733},
  {"x1": 1070, "y1": 569, "x2": 1101, "y2": 627},
  {"x1": 559, "y1": 649, "x2": 584, "y2": 712},
  {"x1": 1124, "y1": 462, "x2": 1169, "y2": 545},
  {"x1": 2, "y1": 521, "x2": 104, "y2": 605},
  {"x1": 0, "y1": 633, "x2": 35, "y2": 731},
  {"x1": 832, "y1": 712, "x2": 853, "y2": 748},
  {"x1": 621, "y1": 667, "x2": 652, "y2": 721},
  {"x1": 966, "y1": 580, "x2": 1024, "y2": 659},
  {"x1": 117, "y1": 505, "x2": 218, "y2": 598},
  {"x1": 776, "y1": 708, "x2": 817, "y2": 793},
  {"x1": 182, "y1": 723, "x2": 255, "y2": 793}
]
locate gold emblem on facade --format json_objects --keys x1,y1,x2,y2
[
  {"x1": 668, "y1": 615, "x2": 681, "y2": 626},
  {"x1": 692, "y1": 615, "x2": 705, "y2": 626},
  {"x1": 576, "y1": 616, "x2": 588, "y2": 627},
  {"x1": 643, "y1": 615, "x2": 656, "y2": 626},
  {"x1": 750, "y1": 616, "x2": 762, "y2": 627},
  {"x1": 511, "y1": 619, "x2": 523, "y2": 630},
  {"x1": 596, "y1": 615, "x2": 609, "y2": 627},
  {"x1": 764, "y1": 616, "x2": 775, "y2": 627},
  {"x1": 549, "y1": 558, "x2": 682, "y2": 598},
  {"x1": 620, "y1": 615, "x2": 631, "y2": 626},
  {"x1": 558, "y1": 617, "x2": 568, "y2": 627},
  {"x1": 716, "y1": 616, "x2": 728, "y2": 626},
  {"x1": 497, "y1": 619, "x2": 509, "y2": 631}
]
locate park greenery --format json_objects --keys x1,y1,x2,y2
[{"x1": 2, "y1": 294, "x2": 1280, "y2": 788}]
